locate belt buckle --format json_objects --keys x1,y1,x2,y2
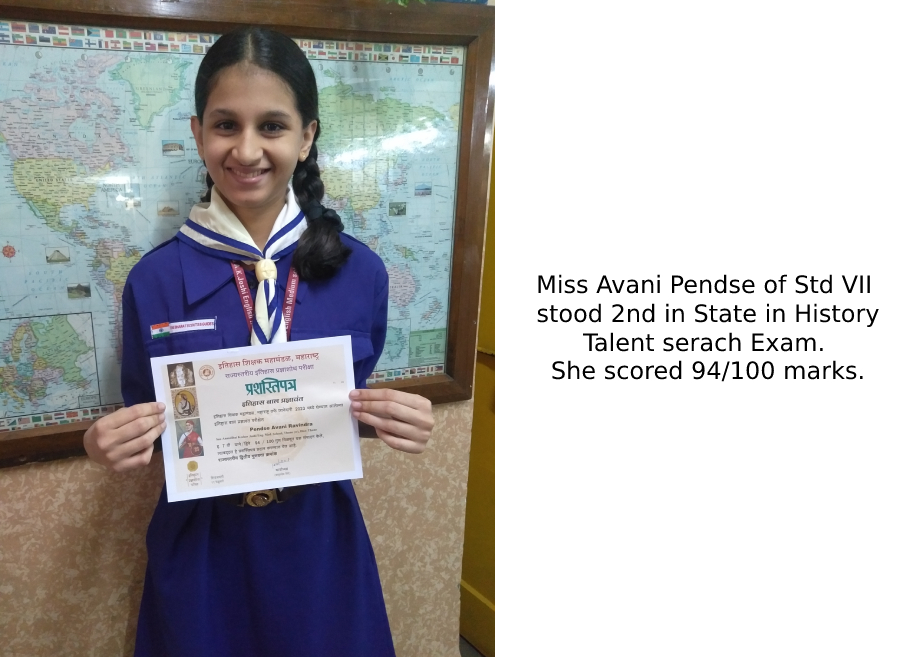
[{"x1": 244, "y1": 489, "x2": 277, "y2": 507}]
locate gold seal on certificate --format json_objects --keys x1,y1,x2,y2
[{"x1": 150, "y1": 335, "x2": 362, "y2": 502}]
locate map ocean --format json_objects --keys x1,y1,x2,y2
[{"x1": 0, "y1": 30, "x2": 462, "y2": 432}]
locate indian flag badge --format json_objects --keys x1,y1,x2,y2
[{"x1": 150, "y1": 322, "x2": 170, "y2": 339}]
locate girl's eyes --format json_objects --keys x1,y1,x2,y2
[{"x1": 211, "y1": 121, "x2": 286, "y2": 133}]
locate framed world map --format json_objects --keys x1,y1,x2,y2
[{"x1": 0, "y1": 0, "x2": 494, "y2": 466}]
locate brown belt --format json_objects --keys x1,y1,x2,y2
[{"x1": 221, "y1": 486, "x2": 309, "y2": 508}]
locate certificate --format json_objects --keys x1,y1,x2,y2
[{"x1": 151, "y1": 336, "x2": 362, "y2": 502}]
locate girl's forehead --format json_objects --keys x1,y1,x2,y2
[{"x1": 204, "y1": 64, "x2": 297, "y2": 112}]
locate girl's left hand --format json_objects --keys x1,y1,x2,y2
[{"x1": 349, "y1": 388, "x2": 433, "y2": 454}]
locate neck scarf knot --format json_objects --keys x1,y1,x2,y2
[{"x1": 178, "y1": 186, "x2": 305, "y2": 344}]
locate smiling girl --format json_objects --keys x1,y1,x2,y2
[{"x1": 83, "y1": 26, "x2": 433, "y2": 656}]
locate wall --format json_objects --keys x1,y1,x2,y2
[
  {"x1": 0, "y1": 401, "x2": 472, "y2": 657},
  {"x1": 460, "y1": 144, "x2": 495, "y2": 655}
]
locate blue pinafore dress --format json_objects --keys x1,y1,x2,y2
[{"x1": 122, "y1": 233, "x2": 395, "y2": 656}]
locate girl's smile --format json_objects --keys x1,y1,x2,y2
[{"x1": 190, "y1": 64, "x2": 316, "y2": 246}]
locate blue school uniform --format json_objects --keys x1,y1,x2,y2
[{"x1": 124, "y1": 234, "x2": 395, "y2": 656}]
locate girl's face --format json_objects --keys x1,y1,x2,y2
[{"x1": 191, "y1": 64, "x2": 317, "y2": 230}]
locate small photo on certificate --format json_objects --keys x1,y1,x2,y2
[{"x1": 150, "y1": 335, "x2": 362, "y2": 502}]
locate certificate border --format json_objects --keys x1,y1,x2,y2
[{"x1": 152, "y1": 335, "x2": 362, "y2": 503}]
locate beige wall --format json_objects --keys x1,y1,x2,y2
[{"x1": 0, "y1": 400, "x2": 471, "y2": 657}]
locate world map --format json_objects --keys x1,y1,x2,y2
[{"x1": 0, "y1": 23, "x2": 462, "y2": 433}]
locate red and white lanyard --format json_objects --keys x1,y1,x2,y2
[{"x1": 229, "y1": 261, "x2": 299, "y2": 341}]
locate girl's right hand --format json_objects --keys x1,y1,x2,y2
[{"x1": 83, "y1": 402, "x2": 166, "y2": 472}]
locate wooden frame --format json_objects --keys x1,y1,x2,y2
[{"x1": 0, "y1": 0, "x2": 495, "y2": 468}]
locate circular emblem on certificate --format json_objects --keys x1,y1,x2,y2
[
  {"x1": 199, "y1": 364, "x2": 215, "y2": 380},
  {"x1": 187, "y1": 461, "x2": 198, "y2": 472},
  {"x1": 173, "y1": 389, "x2": 198, "y2": 417}
]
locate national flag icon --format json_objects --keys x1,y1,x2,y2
[
  {"x1": 145, "y1": 42, "x2": 156, "y2": 51},
  {"x1": 89, "y1": 28, "x2": 102, "y2": 37},
  {"x1": 167, "y1": 32, "x2": 176, "y2": 41},
  {"x1": 307, "y1": 50, "x2": 316, "y2": 58},
  {"x1": 193, "y1": 44, "x2": 203, "y2": 53},
  {"x1": 430, "y1": 56, "x2": 439, "y2": 63},
  {"x1": 12, "y1": 22, "x2": 26, "y2": 32},
  {"x1": 383, "y1": 44, "x2": 391, "y2": 52},
  {"x1": 154, "y1": 32, "x2": 164, "y2": 40},
  {"x1": 57, "y1": 26, "x2": 69, "y2": 35},
  {"x1": 25, "y1": 35, "x2": 36, "y2": 44},
  {"x1": 200, "y1": 35, "x2": 212, "y2": 43},
  {"x1": 400, "y1": 55, "x2": 409, "y2": 62},
  {"x1": 170, "y1": 44, "x2": 179, "y2": 52},
  {"x1": 72, "y1": 27, "x2": 85, "y2": 36},
  {"x1": 313, "y1": 41, "x2": 323, "y2": 48},
  {"x1": 394, "y1": 45, "x2": 401, "y2": 53},
  {"x1": 12, "y1": 34, "x2": 23, "y2": 43},
  {"x1": 38, "y1": 35, "x2": 50, "y2": 43},
  {"x1": 0, "y1": 22, "x2": 9, "y2": 30},
  {"x1": 346, "y1": 43, "x2": 354, "y2": 50},
  {"x1": 403, "y1": 46, "x2": 412, "y2": 53},
  {"x1": 111, "y1": 29, "x2": 121, "y2": 38},
  {"x1": 374, "y1": 44, "x2": 382, "y2": 52},
  {"x1": 181, "y1": 44, "x2": 191, "y2": 52},
  {"x1": 158, "y1": 43, "x2": 168, "y2": 51},
  {"x1": 144, "y1": 31, "x2": 153, "y2": 40},
  {"x1": 0, "y1": 34, "x2": 10, "y2": 43},
  {"x1": 42, "y1": 25, "x2": 56, "y2": 34},
  {"x1": 431, "y1": 46, "x2": 442, "y2": 54},
  {"x1": 151, "y1": 323, "x2": 170, "y2": 339},
  {"x1": 443, "y1": 47, "x2": 453, "y2": 55},
  {"x1": 451, "y1": 57, "x2": 460, "y2": 64},
  {"x1": 128, "y1": 30, "x2": 141, "y2": 38},
  {"x1": 85, "y1": 39, "x2": 97, "y2": 48},
  {"x1": 54, "y1": 412, "x2": 65, "y2": 418},
  {"x1": 28, "y1": 24, "x2": 39, "y2": 33},
  {"x1": 69, "y1": 39, "x2": 83, "y2": 47},
  {"x1": 188, "y1": 34, "x2": 198, "y2": 42},
  {"x1": 133, "y1": 42, "x2": 143, "y2": 50},
  {"x1": 318, "y1": 50, "x2": 326, "y2": 56},
  {"x1": 421, "y1": 56, "x2": 429, "y2": 63},
  {"x1": 66, "y1": 411, "x2": 78, "y2": 418},
  {"x1": 410, "y1": 55, "x2": 420, "y2": 63}
]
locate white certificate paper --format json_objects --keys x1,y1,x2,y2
[{"x1": 151, "y1": 336, "x2": 362, "y2": 502}]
